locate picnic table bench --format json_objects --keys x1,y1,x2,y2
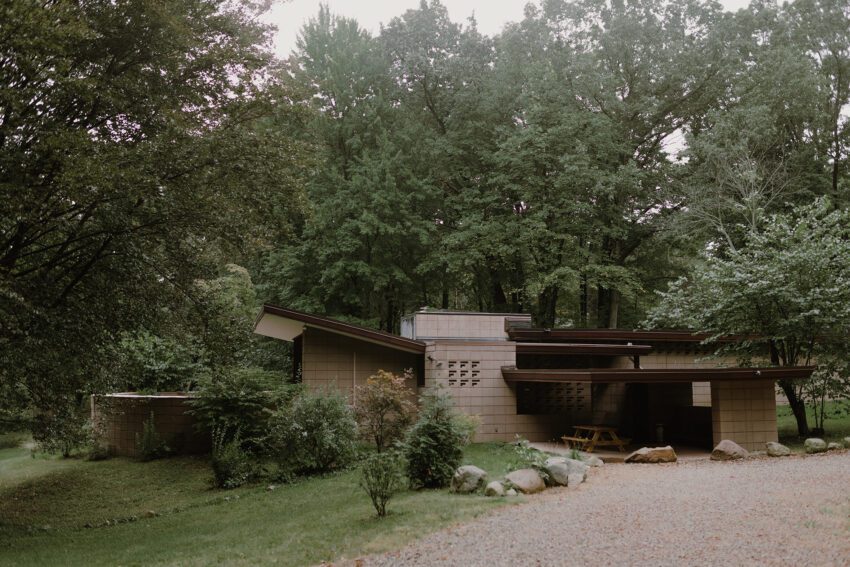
[{"x1": 562, "y1": 425, "x2": 628, "y2": 453}]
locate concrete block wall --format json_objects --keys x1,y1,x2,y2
[
  {"x1": 642, "y1": 352, "x2": 729, "y2": 408},
  {"x1": 409, "y1": 312, "x2": 527, "y2": 340},
  {"x1": 424, "y1": 340, "x2": 561, "y2": 442},
  {"x1": 91, "y1": 394, "x2": 209, "y2": 457},
  {"x1": 710, "y1": 379, "x2": 778, "y2": 451},
  {"x1": 301, "y1": 328, "x2": 420, "y2": 399}
]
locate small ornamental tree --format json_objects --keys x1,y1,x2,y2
[
  {"x1": 355, "y1": 369, "x2": 416, "y2": 452},
  {"x1": 403, "y1": 388, "x2": 476, "y2": 489},
  {"x1": 360, "y1": 450, "x2": 405, "y2": 517},
  {"x1": 646, "y1": 199, "x2": 850, "y2": 436}
]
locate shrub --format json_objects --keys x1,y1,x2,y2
[
  {"x1": 403, "y1": 388, "x2": 476, "y2": 489},
  {"x1": 360, "y1": 450, "x2": 405, "y2": 517},
  {"x1": 510, "y1": 436, "x2": 550, "y2": 481},
  {"x1": 32, "y1": 402, "x2": 87, "y2": 458},
  {"x1": 265, "y1": 389, "x2": 358, "y2": 476},
  {"x1": 136, "y1": 412, "x2": 170, "y2": 461},
  {"x1": 355, "y1": 369, "x2": 416, "y2": 452},
  {"x1": 211, "y1": 426, "x2": 255, "y2": 489},
  {"x1": 189, "y1": 367, "x2": 295, "y2": 451}
]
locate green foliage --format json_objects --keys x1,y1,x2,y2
[
  {"x1": 116, "y1": 331, "x2": 202, "y2": 393},
  {"x1": 509, "y1": 436, "x2": 550, "y2": 481},
  {"x1": 0, "y1": 0, "x2": 308, "y2": 447},
  {"x1": 354, "y1": 369, "x2": 416, "y2": 452},
  {"x1": 265, "y1": 390, "x2": 358, "y2": 477},
  {"x1": 402, "y1": 388, "x2": 475, "y2": 489},
  {"x1": 647, "y1": 198, "x2": 850, "y2": 435},
  {"x1": 136, "y1": 413, "x2": 170, "y2": 462},
  {"x1": 211, "y1": 427, "x2": 255, "y2": 489},
  {"x1": 360, "y1": 450, "x2": 406, "y2": 517},
  {"x1": 189, "y1": 368, "x2": 292, "y2": 450},
  {"x1": 32, "y1": 401, "x2": 88, "y2": 458}
]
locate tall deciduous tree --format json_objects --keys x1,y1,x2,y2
[
  {"x1": 646, "y1": 199, "x2": 850, "y2": 436},
  {"x1": 0, "y1": 0, "x2": 306, "y2": 442}
]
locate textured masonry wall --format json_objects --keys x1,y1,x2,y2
[
  {"x1": 91, "y1": 394, "x2": 209, "y2": 458},
  {"x1": 641, "y1": 352, "x2": 726, "y2": 407},
  {"x1": 424, "y1": 340, "x2": 563, "y2": 443},
  {"x1": 711, "y1": 379, "x2": 778, "y2": 451},
  {"x1": 301, "y1": 327, "x2": 420, "y2": 399},
  {"x1": 412, "y1": 313, "x2": 517, "y2": 340}
]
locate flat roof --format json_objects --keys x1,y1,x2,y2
[
  {"x1": 254, "y1": 304, "x2": 426, "y2": 354},
  {"x1": 507, "y1": 328, "x2": 734, "y2": 345},
  {"x1": 501, "y1": 366, "x2": 816, "y2": 384},
  {"x1": 402, "y1": 310, "x2": 532, "y2": 318},
  {"x1": 515, "y1": 343, "x2": 653, "y2": 356}
]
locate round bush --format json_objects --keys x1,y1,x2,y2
[{"x1": 266, "y1": 389, "x2": 358, "y2": 476}]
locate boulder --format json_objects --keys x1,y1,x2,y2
[
  {"x1": 827, "y1": 442, "x2": 843, "y2": 451},
  {"x1": 505, "y1": 488, "x2": 518, "y2": 497},
  {"x1": 804, "y1": 438, "x2": 827, "y2": 454},
  {"x1": 544, "y1": 457, "x2": 589, "y2": 486},
  {"x1": 765, "y1": 442, "x2": 791, "y2": 457},
  {"x1": 450, "y1": 465, "x2": 488, "y2": 494},
  {"x1": 579, "y1": 453, "x2": 604, "y2": 467},
  {"x1": 843, "y1": 437, "x2": 850, "y2": 449},
  {"x1": 567, "y1": 473, "x2": 585, "y2": 489},
  {"x1": 710, "y1": 440, "x2": 749, "y2": 461},
  {"x1": 624, "y1": 446, "x2": 677, "y2": 464},
  {"x1": 505, "y1": 468, "x2": 546, "y2": 494},
  {"x1": 484, "y1": 481, "x2": 505, "y2": 497}
]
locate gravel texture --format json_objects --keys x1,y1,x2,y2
[{"x1": 366, "y1": 451, "x2": 850, "y2": 567}]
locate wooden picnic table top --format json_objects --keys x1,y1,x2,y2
[{"x1": 573, "y1": 425, "x2": 618, "y2": 433}]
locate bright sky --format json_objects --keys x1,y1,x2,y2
[{"x1": 265, "y1": 0, "x2": 754, "y2": 58}]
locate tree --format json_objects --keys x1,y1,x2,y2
[
  {"x1": 0, "y1": 0, "x2": 307, "y2": 445},
  {"x1": 646, "y1": 199, "x2": 850, "y2": 436}
]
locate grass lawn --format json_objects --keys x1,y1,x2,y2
[
  {"x1": 777, "y1": 399, "x2": 850, "y2": 450},
  {"x1": 0, "y1": 440, "x2": 520, "y2": 566}
]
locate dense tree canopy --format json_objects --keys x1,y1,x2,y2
[
  {"x1": 0, "y1": 0, "x2": 308, "y2": 440},
  {"x1": 2, "y1": 0, "x2": 849, "y2": 444},
  {"x1": 265, "y1": 0, "x2": 848, "y2": 330},
  {"x1": 647, "y1": 199, "x2": 850, "y2": 435}
]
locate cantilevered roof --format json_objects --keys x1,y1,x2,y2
[
  {"x1": 506, "y1": 328, "x2": 731, "y2": 344},
  {"x1": 254, "y1": 304, "x2": 426, "y2": 354},
  {"x1": 501, "y1": 366, "x2": 816, "y2": 384},
  {"x1": 515, "y1": 343, "x2": 653, "y2": 356}
]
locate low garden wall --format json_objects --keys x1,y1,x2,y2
[{"x1": 91, "y1": 393, "x2": 210, "y2": 458}]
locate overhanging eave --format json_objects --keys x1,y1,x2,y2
[{"x1": 501, "y1": 366, "x2": 817, "y2": 384}]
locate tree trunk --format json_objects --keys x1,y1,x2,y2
[
  {"x1": 579, "y1": 273, "x2": 588, "y2": 327},
  {"x1": 533, "y1": 286, "x2": 558, "y2": 328},
  {"x1": 491, "y1": 277, "x2": 508, "y2": 313},
  {"x1": 607, "y1": 289, "x2": 620, "y2": 329},
  {"x1": 778, "y1": 380, "x2": 809, "y2": 437},
  {"x1": 596, "y1": 285, "x2": 608, "y2": 328}
]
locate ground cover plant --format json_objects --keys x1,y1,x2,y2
[{"x1": 0, "y1": 442, "x2": 517, "y2": 566}]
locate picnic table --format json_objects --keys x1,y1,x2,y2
[{"x1": 562, "y1": 425, "x2": 628, "y2": 453}]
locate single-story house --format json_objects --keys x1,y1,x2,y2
[{"x1": 254, "y1": 305, "x2": 814, "y2": 452}]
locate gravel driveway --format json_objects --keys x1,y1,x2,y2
[{"x1": 367, "y1": 451, "x2": 850, "y2": 567}]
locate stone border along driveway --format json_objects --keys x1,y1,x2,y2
[{"x1": 364, "y1": 451, "x2": 850, "y2": 567}]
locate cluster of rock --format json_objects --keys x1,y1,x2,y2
[
  {"x1": 803, "y1": 437, "x2": 848, "y2": 454},
  {"x1": 709, "y1": 437, "x2": 849, "y2": 459},
  {"x1": 450, "y1": 452, "x2": 603, "y2": 498}
]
